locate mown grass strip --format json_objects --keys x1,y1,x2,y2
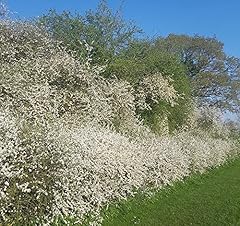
[{"x1": 102, "y1": 158, "x2": 240, "y2": 226}]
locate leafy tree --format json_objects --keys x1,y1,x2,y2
[
  {"x1": 155, "y1": 34, "x2": 240, "y2": 112},
  {"x1": 108, "y1": 40, "x2": 192, "y2": 132},
  {"x1": 38, "y1": 0, "x2": 141, "y2": 64},
  {"x1": 37, "y1": 2, "x2": 194, "y2": 133}
]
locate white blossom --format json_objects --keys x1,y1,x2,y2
[{"x1": 0, "y1": 20, "x2": 238, "y2": 225}]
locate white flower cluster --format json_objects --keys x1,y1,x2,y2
[
  {"x1": 0, "y1": 2, "x2": 8, "y2": 18},
  {"x1": 0, "y1": 20, "x2": 238, "y2": 225},
  {"x1": 135, "y1": 73, "x2": 178, "y2": 111}
]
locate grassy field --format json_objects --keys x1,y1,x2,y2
[{"x1": 102, "y1": 158, "x2": 240, "y2": 226}]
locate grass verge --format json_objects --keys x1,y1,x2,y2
[{"x1": 102, "y1": 158, "x2": 240, "y2": 226}]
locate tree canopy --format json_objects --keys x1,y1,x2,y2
[
  {"x1": 155, "y1": 34, "x2": 240, "y2": 112},
  {"x1": 37, "y1": 0, "x2": 240, "y2": 130},
  {"x1": 38, "y1": 0, "x2": 141, "y2": 64}
]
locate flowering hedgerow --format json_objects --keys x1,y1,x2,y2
[{"x1": 0, "y1": 20, "x2": 239, "y2": 225}]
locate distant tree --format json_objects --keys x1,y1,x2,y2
[{"x1": 155, "y1": 34, "x2": 240, "y2": 112}]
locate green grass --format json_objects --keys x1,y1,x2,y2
[{"x1": 102, "y1": 158, "x2": 240, "y2": 226}]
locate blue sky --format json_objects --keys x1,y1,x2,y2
[{"x1": 6, "y1": 0, "x2": 240, "y2": 57}]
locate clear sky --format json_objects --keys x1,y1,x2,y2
[{"x1": 6, "y1": 0, "x2": 240, "y2": 57}]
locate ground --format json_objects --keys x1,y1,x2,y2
[{"x1": 102, "y1": 158, "x2": 240, "y2": 226}]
